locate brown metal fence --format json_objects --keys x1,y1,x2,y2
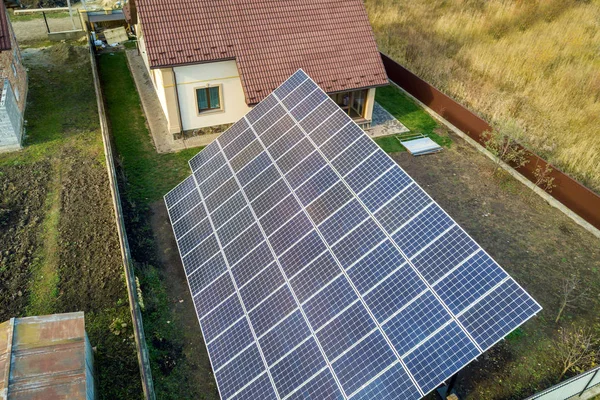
[{"x1": 381, "y1": 53, "x2": 600, "y2": 231}]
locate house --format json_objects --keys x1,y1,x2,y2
[
  {"x1": 127, "y1": 0, "x2": 388, "y2": 136},
  {"x1": 0, "y1": 312, "x2": 96, "y2": 400},
  {"x1": 0, "y1": 3, "x2": 26, "y2": 152}
]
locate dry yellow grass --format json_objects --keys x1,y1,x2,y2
[{"x1": 366, "y1": 0, "x2": 600, "y2": 192}]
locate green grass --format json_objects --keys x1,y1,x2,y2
[
  {"x1": 373, "y1": 84, "x2": 452, "y2": 153},
  {"x1": 374, "y1": 135, "x2": 405, "y2": 153},
  {"x1": 9, "y1": 11, "x2": 73, "y2": 22},
  {"x1": 97, "y1": 53, "x2": 197, "y2": 204},
  {"x1": 98, "y1": 52, "x2": 214, "y2": 399}
]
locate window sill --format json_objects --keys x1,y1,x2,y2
[{"x1": 197, "y1": 108, "x2": 225, "y2": 116}]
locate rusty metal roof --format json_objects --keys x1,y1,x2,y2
[
  {"x1": 136, "y1": 0, "x2": 388, "y2": 104},
  {"x1": 0, "y1": 4, "x2": 12, "y2": 52},
  {"x1": 0, "y1": 312, "x2": 92, "y2": 400}
]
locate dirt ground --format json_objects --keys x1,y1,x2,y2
[
  {"x1": 0, "y1": 44, "x2": 141, "y2": 399},
  {"x1": 149, "y1": 202, "x2": 219, "y2": 399},
  {"x1": 11, "y1": 14, "x2": 82, "y2": 43},
  {"x1": 0, "y1": 162, "x2": 51, "y2": 319}
]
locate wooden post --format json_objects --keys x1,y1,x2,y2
[{"x1": 66, "y1": 0, "x2": 76, "y2": 30}]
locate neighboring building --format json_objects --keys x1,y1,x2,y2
[
  {"x1": 0, "y1": 312, "x2": 95, "y2": 400},
  {"x1": 127, "y1": 0, "x2": 388, "y2": 135},
  {"x1": 0, "y1": 3, "x2": 26, "y2": 152}
]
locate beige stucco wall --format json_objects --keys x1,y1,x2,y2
[
  {"x1": 134, "y1": 20, "x2": 150, "y2": 74},
  {"x1": 364, "y1": 88, "x2": 376, "y2": 121},
  {"x1": 153, "y1": 68, "x2": 181, "y2": 134},
  {"x1": 173, "y1": 61, "x2": 251, "y2": 131}
]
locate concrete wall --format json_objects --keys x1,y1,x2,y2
[
  {"x1": 0, "y1": 6, "x2": 28, "y2": 152},
  {"x1": 48, "y1": 30, "x2": 86, "y2": 42},
  {"x1": 174, "y1": 60, "x2": 251, "y2": 131},
  {"x1": 0, "y1": 80, "x2": 23, "y2": 150}
]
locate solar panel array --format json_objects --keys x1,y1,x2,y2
[{"x1": 164, "y1": 70, "x2": 541, "y2": 400}]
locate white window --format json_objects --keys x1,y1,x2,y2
[
  {"x1": 14, "y1": 87, "x2": 19, "y2": 101},
  {"x1": 11, "y1": 63, "x2": 16, "y2": 77}
]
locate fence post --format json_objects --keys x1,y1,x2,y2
[{"x1": 579, "y1": 369, "x2": 599, "y2": 397}]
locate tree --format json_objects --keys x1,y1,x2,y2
[
  {"x1": 533, "y1": 163, "x2": 556, "y2": 193},
  {"x1": 555, "y1": 274, "x2": 588, "y2": 323},
  {"x1": 482, "y1": 120, "x2": 530, "y2": 175},
  {"x1": 554, "y1": 325, "x2": 598, "y2": 381}
]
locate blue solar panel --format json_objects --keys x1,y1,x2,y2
[
  {"x1": 165, "y1": 69, "x2": 541, "y2": 399},
  {"x1": 230, "y1": 373, "x2": 278, "y2": 400},
  {"x1": 332, "y1": 330, "x2": 397, "y2": 395},
  {"x1": 270, "y1": 338, "x2": 327, "y2": 398},
  {"x1": 208, "y1": 318, "x2": 254, "y2": 370},
  {"x1": 215, "y1": 344, "x2": 265, "y2": 399},
  {"x1": 186, "y1": 252, "x2": 227, "y2": 293},
  {"x1": 195, "y1": 273, "x2": 235, "y2": 317},
  {"x1": 287, "y1": 369, "x2": 343, "y2": 400},
  {"x1": 259, "y1": 310, "x2": 311, "y2": 366}
]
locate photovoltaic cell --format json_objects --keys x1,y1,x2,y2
[
  {"x1": 230, "y1": 373, "x2": 278, "y2": 400},
  {"x1": 402, "y1": 321, "x2": 480, "y2": 393},
  {"x1": 195, "y1": 273, "x2": 236, "y2": 317},
  {"x1": 332, "y1": 330, "x2": 396, "y2": 395},
  {"x1": 214, "y1": 344, "x2": 265, "y2": 399},
  {"x1": 259, "y1": 310, "x2": 311, "y2": 366},
  {"x1": 208, "y1": 318, "x2": 255, "y2": 370},
  {"x1": 270, "y1": 338, "x2": 327, "y2": 398},
  {"x1": 316, "y1": 301, "x2": 376, "y2": 360},
  {"x1": 287, "y1": 369, "x2": 344, "y2": 400},
  {"x1": 166, "y1": 69, "x2": 540, "y2": 400}
]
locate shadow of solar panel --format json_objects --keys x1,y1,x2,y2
[{"x1": 165, "y1": 69, "x2": 541, "y2": 400}]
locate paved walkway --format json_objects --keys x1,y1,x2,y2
[
  {"x1": 125, "y1": 50, "x2": 219, "y2": 153},
  {"x1": 366, "y1": 102, "x2": 409, "y2": 138}
]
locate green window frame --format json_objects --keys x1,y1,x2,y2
[{"x1": 196, "y1": 86, "x2": 221, "y2": 113}]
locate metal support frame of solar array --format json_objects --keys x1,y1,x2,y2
[{"x1": 164, "y1": 70, "x2": 541, "y2": 400}]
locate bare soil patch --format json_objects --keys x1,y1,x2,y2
[
  {"x1": 0, "y1": 162, "x2": 51, "y2": 319},
  {"x1": 0, "y1": 43, "x2": 141, "y2": 399}
]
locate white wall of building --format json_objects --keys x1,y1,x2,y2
[
  {"x1": 0, "y1": 80, "x2": 23, "y2": 151},
  {"x1": 174, "y1": 61, "x2": 251, "y2": 131}
]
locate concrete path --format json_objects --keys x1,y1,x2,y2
[
  {"x1": 125, "y1": 50, "x2": 219, "y2": 153},
  {"x1": 366, "y1": 102, "x2": 409, "y2": 138}
]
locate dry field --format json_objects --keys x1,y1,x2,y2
[{"x1": 365, "y1": 0, "x2": 600, "y2": 192}]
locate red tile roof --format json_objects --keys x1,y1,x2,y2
[
  {"x1": 136, "y1": 0, "x2": 388, "y2": 104},
  {"x1": 0, "y1": 4, "x2": 12, "y2": 52}
]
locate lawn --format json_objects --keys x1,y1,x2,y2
[
  {"x1": 97, "y1": 51, "x2": 218, "y2": 400},
  {"x1": 373, "y1": 84, "x2": 452, "y2": 153},
  {"x1": 0, "y1": 43, "x2": 141, "y2": 399}
]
